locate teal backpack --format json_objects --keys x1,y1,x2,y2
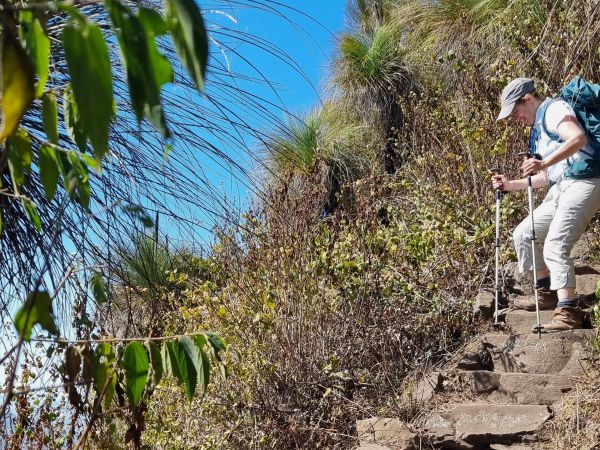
[{"x1": 538, "y1": 76, "x2": 600, "y2": 179}]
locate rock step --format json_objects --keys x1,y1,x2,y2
[
  {"x1": 414, "y1": 370, "x2": 574, "y2": 405},
  {"x1": 465, "y1": 371, "x2": 573, "y2": 405},
  {"x1": 505, "y1": 308, "x2": 594, "y2": 335},
  {"x1": 505, "y1": 309, "x2": 555, "y2": 335},
  {"x1": 478, "y1": 329, "x2": 595, "y2": 375},
  {"x1": 474, "y1": 268, "x2": 598, "y2": 320},
  {"x1": 420, "y1": 404, "x2": 551, "y2": 449}
]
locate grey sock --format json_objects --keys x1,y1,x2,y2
[{"x1": 557, "y1": 299, "x2": 576, "y2": 308}]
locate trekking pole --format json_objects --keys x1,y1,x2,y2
[
  {"x1": 489, "y1": 167, "x2": 505, "y2": 327},
  {"x1": 518, "y1": 151, "x2": 543, "y2": 337}
]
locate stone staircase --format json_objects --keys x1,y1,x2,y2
[{"x1": 355, "y1": 264, "x2": 600, "y2": 449}]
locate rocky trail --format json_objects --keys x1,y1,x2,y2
[{"x1": 355, "y1": 246, "x2": 600, "y2": 449}]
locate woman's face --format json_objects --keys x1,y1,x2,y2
[{"x1": 509, "y1": 95, "x2": 536, "y2": 126}]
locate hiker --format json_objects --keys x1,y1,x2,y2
[{"x1": 492, "y1": 77, "x2": 600, "y2": 332}]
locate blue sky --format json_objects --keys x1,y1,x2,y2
[
  {"x1": 231, "y1": 1, "x2": 347, "y2": 112},
  {"x1": 0, "y1": 0, "x2": 351, "y2": 398},
  {"x1": 161, "y1": 0, "x2": 349, "y2": 244}
]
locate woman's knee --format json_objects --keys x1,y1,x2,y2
[{"x1": 542, "y1": 243, "x2": 570, "y2": 267}]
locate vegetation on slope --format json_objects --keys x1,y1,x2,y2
[
  {"x1": 3, "y1": 0, "x2": 600, "y2": 448},
  {"x1": 132, "y1": 0, "x2": 600, "y2": 447}
]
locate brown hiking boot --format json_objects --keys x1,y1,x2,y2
[
  {"x1": 513, "y1": 288, "x2": 558, "y2": 311},
  {"x1": 532, "y1": 307, "x2": 585, "y2": 333}
]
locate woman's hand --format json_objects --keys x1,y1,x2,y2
[
  {"x1": 491, "y1": 174, "x2": 509, "y2": 191},
  {"x1": 521, "y1": 158, "x2": 546, "y2": 177}
]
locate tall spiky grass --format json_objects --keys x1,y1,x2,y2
[
  {"x1": 333, "y1": 21, "x2": 413, "y2": 112},
  {"x1": 331, "y1": 11, "x2": 415, "y2": 173},
  {"x1": 263, "y1": 104, "x2": 376, "y2": 179},
  {"x1": 348, "y1": 0, "x2": 397, "y2": 34},
  {"x1": 115, "y1": 236, "x2": 172, "y2": 292},
  {"x1": 263, "y1": 109, "x2": 323, "y2": 175}
]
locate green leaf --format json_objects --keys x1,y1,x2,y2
[
  {"x1": 105, "y1": 0, "x2": 171, "y2": 137},
  {"x1": 193, "y1": 335, "x2": 210, "y2": 395},
  {"x1": 161, "y1": 342, "x2": 173, "y2": 378},
  {"x1": 163, "y1": 143, "x2": 173, "y2": 160},
  {"x1": 62, "y1": 20, "x2": 113, "y2": 160},
  {"x1": 38, "y1": 145, "x2": 59, "y2": 201},
  {"x1": 206, "y1": 333, "x2": 226, "y2": 362},
  {"x1": 41, "y1": 93, "x2": 59, "y2": 144},
  {"x1": 80, "y1": 152, "x2": 100, "y2": 171},
  {"x1": 62, "y1": 85, "x2": 87, "y2": 151},
  {"x1": 56, "y1": 151, "x2": 72, "y2": 180},
  {"x1": 63, "y1": 152, "x2": 90, "y2": 209},
  {"x1": 122, "y1": 342, "x2": 149, "y2": 409},
  {"x1": 21, "y1": 197, "x2": 42, "y2": 231},
  {"x1": 13, "y1": 291, "x2": 59, "y2": 341},
  {"x1": 19, "y1": 11, "x2": 50, "y2": 97},
  {"x1": 179, "y1": 336, "x2": 208, "y2": 394},
  {"x1": 166, "y1": 341, "x2": 182, "y2": 381},
  {"x1": 92, "y1": 343, "x2": 116, "y2": 411},
  {"x1": 138, "y1": 8, "x2": 169, "y2": 36},
  {"x1": 166, "y1": 0, "x2": 209, "y2": 90},
  {"x1": 168, "y1": 340, "x2": 196, "y2": 400},
  {"x1": 148, "y1": 341, "x2": 163, "y2": 386},
  {"x1": 0, "y1": 31, "x2": 35, "y2": 141},
  {"x1": 90, "y1": 272, "x2": 107, "y2": 304},
  {"x1": 55, "y1": 2, "x2": 86, "y2": 21},
  {"x1": 7, "y1": 129, "x2": 32, "y2": 190}
]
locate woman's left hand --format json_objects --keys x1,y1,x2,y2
[{"x1": 521, "y1": 158, "x2": 546, "y2": 177}]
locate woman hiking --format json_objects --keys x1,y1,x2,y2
[{"x1": 492, "y1": 77, "x2": 600, "y2": 332}]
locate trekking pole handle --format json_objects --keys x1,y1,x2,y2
[
  {"x1": 517, "y1": 152, "x2": 542, "y2": 161},
  {"x1": 518, "y1": 152, "x2": 542, "y2": 179},
  {"x1": 488, "y1": 167, "x2": 506, "y2": 198}
]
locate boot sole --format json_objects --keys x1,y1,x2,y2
[
  {"x1": 513, "y1": 305, "x2": 556, "y2": 312},
  {"x1": 531, "y1": 326, "x2": 582, "y2": 334}
]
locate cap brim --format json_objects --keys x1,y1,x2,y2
[{"x1": 496, "y1": 102, "x2": 516, "y2": 121}]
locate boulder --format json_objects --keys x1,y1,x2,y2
[
  {"x1": 413, "y1": 371, "x2": 446, "y2": 403},
  {"x1": 473, "y1": 291, "x2": 495, "y2": 319},
  {"x1": 457, "y1": 343, "x2": 494, "y2": 371},
  {"x1": 506, "y1": 329, "x2": 594, "y2": 375},
  {"x1": 575, "y1": 269, "x2": 599, "y2": 302},
  {"x1": 421, "y1": 412, "x2": 469, "y2": 449}
]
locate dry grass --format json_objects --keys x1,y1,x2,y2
[{"x1": 536, "y1": 369, "x2": 600, "y2": 449}]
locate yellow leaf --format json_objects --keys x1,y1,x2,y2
[{"x1": 0, "y1": 31, "x2": 35, "y2": 142}]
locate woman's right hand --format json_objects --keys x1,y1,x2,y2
[{"x1": 491, "y1": 174, "x2": 508, "y2": 191}]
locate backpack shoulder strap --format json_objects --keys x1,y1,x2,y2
[
  {"x1": 541, "y1": 96, "x2": 596, "y2": 159},
  {"x1": 538, "y1": 99, "x2": 561, "y2": 142}
]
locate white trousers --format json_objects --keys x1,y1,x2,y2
[{"x1": 513, "y1": 177, "x2": 600, "y2": 290}]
